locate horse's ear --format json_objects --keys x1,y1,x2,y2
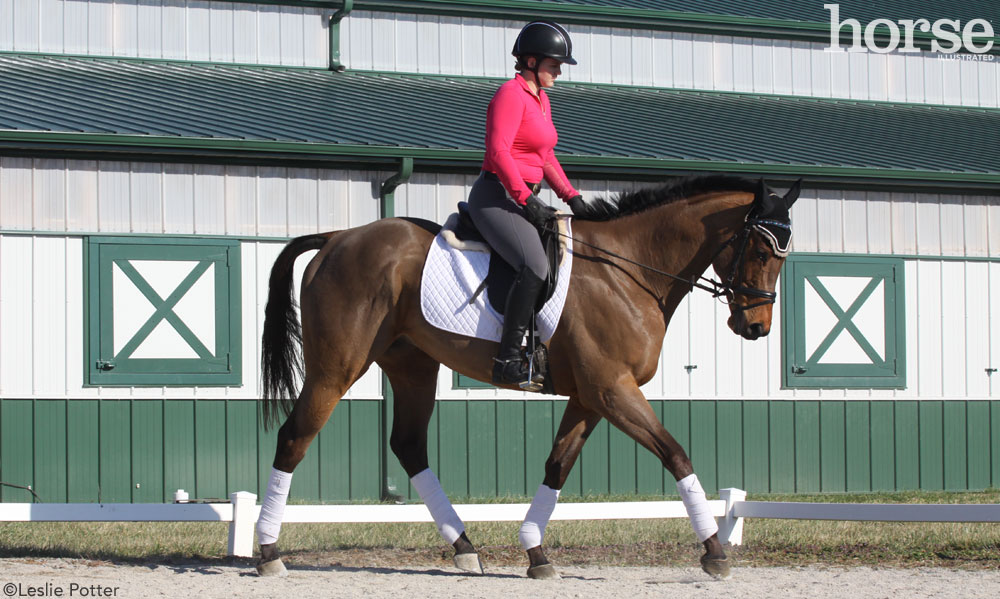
[
  {"x1": 757, "y1": 178, "x2": 768, "y2": 200},
  {"x1": 784, "y1": 178, "x2": 802, "y2": 208}
]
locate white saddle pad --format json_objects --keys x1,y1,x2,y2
[{"x1": 420, "y1": 220, "x2": 573, "y2": 343}]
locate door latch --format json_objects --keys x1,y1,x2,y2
[
  {"x1": 96, "y1": 360, "x2": 116, "y2": 371},
  {"x1": 791, "y1": 365, "x2": 807, "y2": 374}
]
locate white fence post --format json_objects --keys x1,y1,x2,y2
[
  {"x1": 717, "y1": 488, "x2": 746, "y2": 546},
  {"x1": 228, "y1": 491, "x2": 257, "y2": 557}
]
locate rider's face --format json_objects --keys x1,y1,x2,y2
[{"x1": 526, "y1": 57, "x2": 563, "y2": 88}]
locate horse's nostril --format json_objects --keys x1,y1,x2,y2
[{"x1": 748, "y1": 323, "x2": 764, "y2": 338}]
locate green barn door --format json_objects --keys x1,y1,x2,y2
[
  {"x1": 783, "y1": 256, "x2": 905, "y2": 389},
  {"x1": 86, "y1": 237, "x2": 241, "y2": 386}
]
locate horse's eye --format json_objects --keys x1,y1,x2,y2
[{"x1": 756, "y1": 249, "x2": 770, "y2": 262}]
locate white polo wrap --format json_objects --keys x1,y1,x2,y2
[
  {"x1": 256, "y1": 467, "x2": 293, "y2": 545},
  {"x1": 676, "y1": 473, "x2": 718, "y2": 542},
  {"x1": 411, "y1": 468, "x2": 465, "y2": 544},
  {"x1": 519, "y1": 483, "x2": 560, "y2": 550}
]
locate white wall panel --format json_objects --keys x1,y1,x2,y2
[
  {"x1": 225, "y1": 165, "x2": 256, "y2": 235},
  {"x1": 113, "y1": 0, "x2": 138, "y2": 57},
  {"x1": 34, "y1": 158, "x2": 65, "y2": 230},
  {"x1": 815, "y1": 189, "x2": 844, "y2": 253},
  {"x1": 890, "y1": 192, "x2": 917, "y2": 254},
  {"x1": 991, "y1": 201, "x2": 1000, "y2": 258},
  {"x1": 964, "y1": 197, "x2": 989, "y2": 257},
  {"x1": 278, "y1": 4, "x2": 304, "y2": 67},
  {"x1": 661, "y1": 295, "x2": 690, "y2": 398},
  {"x1": 915, "y1": 261, "x2": 943, "y2": 396},
  {"x1": 39, "y1": 0, "x2": 63, "y2": 52},
  {"x1": 865, "y1": 191, "x2": 892, "y2": 254},
  {"x1": 0, "y1": 236, "x2": 34, "y2": 396},
  {"x1": 193, "y1": 164, "x2": 225, "y2": 234},
  {"x1": 12, "y1": 0, "x2": 39, "y2": 51},
  {"x1": 232, "y1": 2, "x2": 258, "y2": 63},
  {"x1": 163, "y1": 163, "x2": 194, "y2": 233},
  {"x1": 33, "y1": 237, "x2": 67, "y2": 395},
  {"x1": 965, "y1": 261, "x2": 990, "y2": 398},
  {"x1": 991, "y1": 263, "x2": 1000, "y2": 397},
  {"x1": 939, "y1": 196, "x2": 966, "y2": 255},
  {"x1": 97, "y1": 162, "x2": 130, "y2": 232},
  {"x1": 66, "y1": 160, "x2": 98, "y2": 231},
  {"x1": 130, "y1": 161, "x2": 162, "y2": 232},
  {"x1": 286, "y1": 168, "x2": 318, "y2": 237},
  {"x1": 842, "y1": 190, "x2": 868, "y2": 253},
  {"x1": 915, "y1": 194, "x2": 942, "y2": 255},
  {"x1": 162, "y1": 0, "x2": 186, "y2": 60},
  {"x1": 1, "y1": 157, "x2": 34, "y2": 229},
  {"x1": 940, "y1": 262, "x2": 967, "y2": 397},
  {"x1": 0, "y1": 0, "x2": 13, "y2": 51}
]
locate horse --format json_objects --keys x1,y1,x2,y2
[{"x1": 254, "y1": 174, "x2": 800, "y2": 579}]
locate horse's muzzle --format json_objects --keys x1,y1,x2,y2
[{"x1": 728, "y1": 314, "x2": 769, "y2": 340}]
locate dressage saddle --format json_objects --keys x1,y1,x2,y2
[
  {"x1": 451, "y1": 201, "x2": 563, "y2": 315},
  {"x1": 446, "y1": 201, "x2": 563, "y2": 395}
]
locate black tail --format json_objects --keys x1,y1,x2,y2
[{"x1": 260, "y1": 232, "x2": 334, "y2": 431}]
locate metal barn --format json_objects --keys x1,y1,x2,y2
[{"x1": 0, "y1": 0, "x2": 998, "y2": 504}]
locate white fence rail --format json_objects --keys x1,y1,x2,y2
[{"x1": 2, "y1": 488, "x2": 997, "y2": 558}]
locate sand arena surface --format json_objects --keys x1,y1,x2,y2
[{"x1": 2, "y1": 558, "x2": 1000, "y2": 599}]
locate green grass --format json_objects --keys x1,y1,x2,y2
[{"x1": 1, "y1": 490, "x2": 998, "y2": 569}]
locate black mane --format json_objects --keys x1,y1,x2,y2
[{"x1": 574, "y1": 174, "x2": 759, "y2": 222}]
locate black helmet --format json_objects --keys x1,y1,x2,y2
[{"x1": 512, "y1": 21, "x2": 577, "y2": 65}]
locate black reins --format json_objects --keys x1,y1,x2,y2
[{"x1": 545, "y1": 215, "x2": 790, "y2": 311}]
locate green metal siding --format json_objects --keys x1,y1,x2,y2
[{"x1": 2, "y1": 398, "x2": 998, "y2": 503}]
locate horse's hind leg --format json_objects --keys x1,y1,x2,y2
[
  {"x1": 587, "y1": 380, "x2": 730, "y2": 579},
  {"x1": 523, "y1": 398, "x2": 603, "y2": 580},
  {"x1": 378, "y1": 340, "x2": 484, "y2": 574},
  {"x1": 256, "y1": 377, "x2": 347, "y2": 576}
]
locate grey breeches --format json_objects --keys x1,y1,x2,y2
[{"x1": 467, "y1": 173, "x2": 549, "y2": 280}]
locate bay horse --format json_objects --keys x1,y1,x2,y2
[{"x1": 255, "y1": 174, "x2": 800, "y2": 579}]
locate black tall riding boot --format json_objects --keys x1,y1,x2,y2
[{"x1": 492, "y1": 266, "x2": 545, "y2": 386}]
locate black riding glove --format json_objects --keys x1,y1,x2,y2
[
  {"x1": 523, "y1": 194, "x2": 557, "y2": 229},
  {"x1": 565, "y1": 194, "x2": 616, "y2": 221},
  {"x1": 567, "y1": 195, "x2": 587, "y2": 216}
]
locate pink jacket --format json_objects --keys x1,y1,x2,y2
[{"x1": 481, "y1": 74, "x2": 579, "y2": 206}]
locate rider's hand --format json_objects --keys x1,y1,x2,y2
[
  {"x1": 523, "y1": 194, "x2": 557, "y2": 229},
  {"x1": 567, "y1": 195, "x2": 587, "y2": 216},
  {"x1": 565, "y1": 194, "x2": 615, "y2": 221}
]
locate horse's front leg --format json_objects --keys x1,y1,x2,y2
[
  {"x1": 522, "y1": 398, "x2": 602, "y2": 579},
  {"x1": 587, "y1": 380, "x2": 730, "y2": 579}
]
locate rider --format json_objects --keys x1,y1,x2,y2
[{"x1": 467, "y1": 21, "x2": 588, "y2": 386}]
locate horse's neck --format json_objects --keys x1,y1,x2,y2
[{"x1": 586, "y1": 191, "x2": 753, "y2": 299}]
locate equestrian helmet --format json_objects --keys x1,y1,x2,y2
[{"x1": 512, "y1": 21, "x2": 577, "y2": 65}]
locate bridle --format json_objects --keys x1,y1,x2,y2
[
  {"x1": 547, "y1": 208, "x2": 791, "y2": 310},
  {"x1": 710, "y1": 216, "x2": 791, "y2": 312}
]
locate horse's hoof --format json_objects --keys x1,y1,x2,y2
[
  {"x1": 454, "y1": 552, "x2": 485, "y2": 574},
  {"x1": 256, "y1": 558, "x2": 288, "y2": 577},
  {"x1": 526, "y1": 564, "x2": 561, "y2": 580},
  {"x1": 700, "y1": 554, "x2": 731, "y2": 580}
]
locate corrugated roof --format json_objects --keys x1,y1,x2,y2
[{"x1": 1, "y1": 53, "x2": 998, "y2": 186}]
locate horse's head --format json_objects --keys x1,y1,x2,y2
[{"x1": 711, "y1": 179, "x2": 800, "y2": 340}]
